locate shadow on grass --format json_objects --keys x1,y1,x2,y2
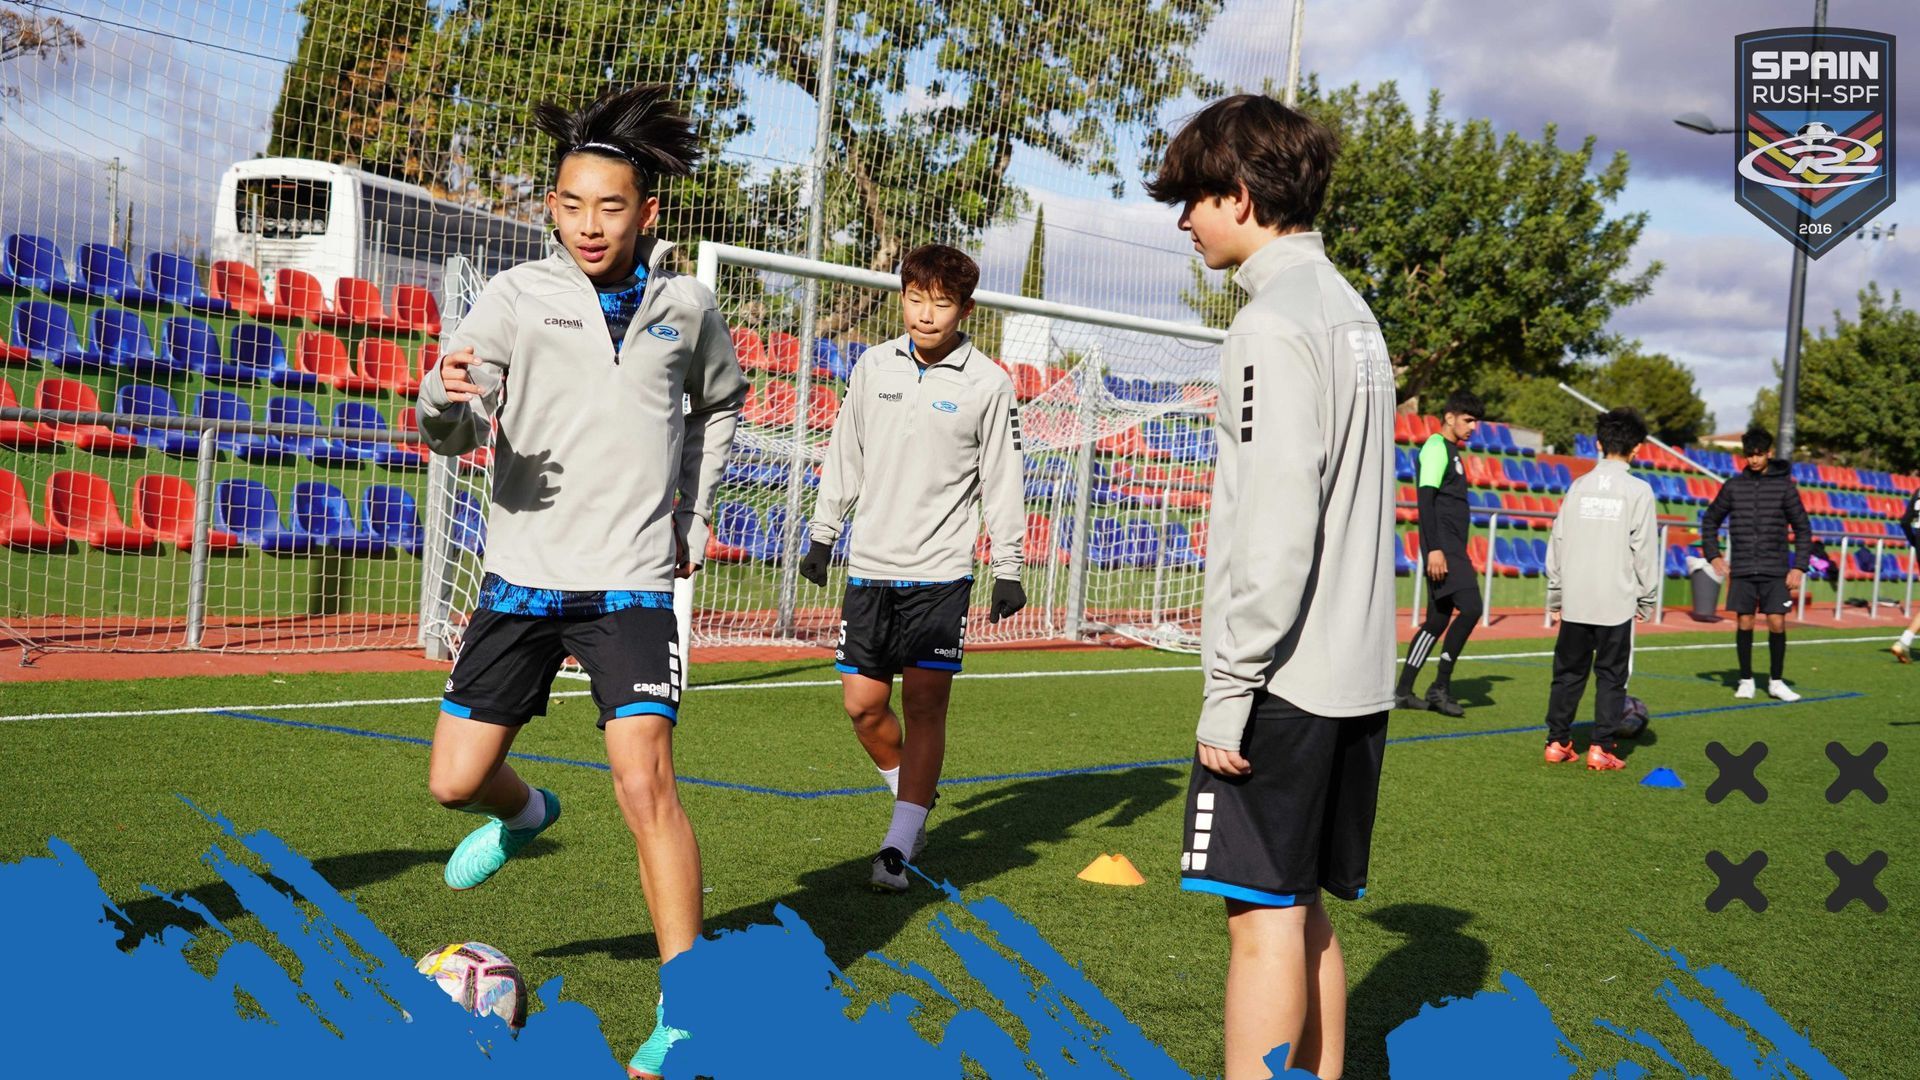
[
  {"x1": 107, "y1": 841, "x2": 561, "y2": 950},
  {"x1": 1345, "y1": 903, "x2": 1490, "y2": 1080},
  {"x1": 691, "y1": 662, "x2": 836, "y2": 687},
  {"x1": 537, "y1": 766, "x2": 1185, "y2": 969},
  {"x1": 1441, "y1": 674, "x2": 1512, "y2": 709}
]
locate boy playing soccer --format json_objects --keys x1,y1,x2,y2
[
  {"x1": 1699, "y1": 426, "x2": 1812, "y2": 700},
  {"x1": 1394, "y1": 390, "x2": 1484, "y2": 717},
  {"x1": 797, "y1": 244, "x2": 1027, "y2": 893},
  {"x1": 414, "y1": 86, "x2": 746, "y2": 1078},
  {"x1": 1147, "y1": 94, "x2": 1397, "y2": 1080},
  {"x1": 1542, "y1": 408, "x2": 1661, "y2": 770}
]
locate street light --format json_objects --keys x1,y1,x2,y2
[{"x1": 1672, "y1": 112, "x2": 1735, "y2": 136}]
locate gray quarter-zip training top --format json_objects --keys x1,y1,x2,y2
[
  {"x1": 1545, "y1": 458, "x2": 1661, "y2": 626},
  {"x1": 416, "y1": 237, "x2": 746, "y2": 592},
  {"x1": 807, "y1": 333, "x2": 1026, "y2": 583}
]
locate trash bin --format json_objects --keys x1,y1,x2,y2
[{"x1": 1687, "y1": 556, "x2": 1722, "y2": 623}]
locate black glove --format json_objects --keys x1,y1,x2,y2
[
  {"x1": 798, "y1": 539, "x2": 832, "y2": 586},
  {"x1": 989, "y1": 578, "x2": 1027, "y2": 623}
]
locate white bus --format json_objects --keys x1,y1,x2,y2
[{"x1": 211, "y1": 157, "x2": 548, "y2": 300}]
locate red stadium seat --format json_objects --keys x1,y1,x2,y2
[
  {"x1": 1396, "y1": 484, "x2": 1417, "y2": 523},
  {"x1": 766, "y1": 332, "x2": 803, "y2": 374},
  {"x1": 357, "y1": 337, "x2": 418, "y2": 396},
  {"x1": 209, "y1": 260, "x2": 304, "y2": 322},
  {"x1": 44, "y1": 469, "x2": 156, "y2": 551},
  {"x1": 1189, "y1": 519, "x2": 1209, "y2": 560},
  {"x1": 0, "y1": 377, "x2": 57, "y2": 448},
  {"x1": 393, "y1": 406, "x2": 431, "y2": 461},
  {"x1": 320, "y1": 276, "x2": 408, "y2": 332},
  {"x1": 274, "y1": 268, "x2": 335, "y2": 322},
  {"x1": 1420, "y1": 415, "x2": 1442, "y2": 439},
  {"x1": 1012, "y1": 364, "x2": 1050, "y2": 402},
  {"x1": 1026, "y1": 512, "x2": 1057, "y2": 565},
  {"x1": 1467, "y1": 535, "x2": 1491, "y2": 575},
  {"x1": 132, "y1": 474, "x2": 241, "y2": 552},
  {"x1": 298, "y1": 330, "x2": 383, "y2": 394},
  {"x1": 1394, "y1": 413, "x2": 1419, "y2": 443},
  {"x1": 743, "y1": 380, "x2": 798, "y2": 427},
  {"x1": 731, "y1": 328, "x2": 773, "y2": 373},
  {"x1": 804, "y1": 385, "x2": 840, "y2": 431},
  {"x1": 0, "y1": 467, "x2": 64, "y2": 549},
  {"x1": 393, "y1": 285, "x2": 442, "y2": 336},
  {"x1": 35, "y1": 377, "x2": 137, "y2": 453}
]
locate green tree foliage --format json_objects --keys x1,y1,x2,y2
[
  {"x1": 1020, "y1": 206, "x2": 1046, "y2": 299},
  {"x1": 1792, "y1": 284, "x2": 1920, "y2": 471},
  {"x1": 1748, "y1": 376, "x2": 1780, "y2": 437},
  {"x1": 1493, "y1": 375, "x2": 1596, "y2": 455},
  {"x1": 1181, "y1": 80, "x2": 1659, "y2": 404},
  {"x1": 267, "y1": 0, "x2": 436, "y2": 184},
  {"x1": 1588, "y1": 347, "x2": 1712, "y2": 446}
]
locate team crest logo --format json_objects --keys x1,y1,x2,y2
[
  {"x1": 1735, "y1": 27, "x2": 1896, "y2": 257},
  {"x1": 646, "y1": 323, "x2": 680, "y2": 341},
  {"x1": 932, "y1": 400, "x2": 959, "y2": 413}
]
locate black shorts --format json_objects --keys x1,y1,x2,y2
[
  {"x1": 1180, "y1": 693, "x2": 1388, "y2": 906},
  {"x1": 443, "y1": 604, "x2": 681, "y2": 728},
  {"x1": 836, "y1": 578, "x2": 972, "y2": 681},
  {"x1": 1727, "y1": 575, "x2": 1795, "y2": 616}
]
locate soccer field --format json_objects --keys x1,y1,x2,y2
[{"x1": 2, "y1": 627, "x2": 1913, "y2": 1078}]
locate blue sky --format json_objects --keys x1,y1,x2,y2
[{"x1": 2, "y1": 0, "x2": 1913, "y2": 430}]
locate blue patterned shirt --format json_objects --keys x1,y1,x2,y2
[
  {"x1": 476, "y1": 572, "x2": 672, "y2": 617},
  {"x1": 597, "y1": 269, "x2": 649, "y2": 356}
]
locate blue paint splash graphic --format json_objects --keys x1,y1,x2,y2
[{"x1": 0, "y1": 808, "x2": 1849, "y2": 1078}]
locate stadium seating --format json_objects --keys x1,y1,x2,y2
[
  {"x1": 205, "y1": 323, "x2": 274, "y2": 384},
  {"x1": 45, "y1": 469, "x2": 156, "y2": 551},
  {"x1": 213, "y1": 478, "x2": 314, "y2": 555},
  {"x1": 195, "y1": 390, "x2": 281, "y2": 462},
  {"x1": 132, "y1": 474, "x2": 242, "y2": 552},
  {"x1": 298, "y1": 330, "x2": 383, "y2": 394},
  {"x1": 743, "y1": 380, "x2": 798, "y2": 427},
  {"x1": 12, "y1": 300, "x2": 93, "y2": 370},
  {"x1": 271, "y1": 268, "x2": 334, "y2": 322},
  {"x1": 211, "y1": 261, "x2": 306, "y2": 322},
  {"x1": 116, "y1": 384, "x2": 201, "y2": 458},
  {"x1": 4, "y1": 234, "x2": 91, "y2": 302},
  {"x1": 324, "y1": 276, "x2": 408, "y2": 333},
  {"x1": 145, "y1": 252, "x2": 231, "y2": 315},
  {"x1": 450, "y1": 490, "x2": 487, "y2": 557},
  {"x1": 264, "y1": 395, "x2": 351, "y2": 464},
  {"x1": 0, "y1": 467, "x2": 64, "y2": 549},
  {"x1": 357, "y1": 337, "x2": 419, "y2": 396},
  {"x1": 155, "y1": 315, "x2": 223, "y2": 379},
  {"x1": 292, "y1": 481, "x2": 389, "y2": 555},
  {"x1": 363, "y1": 485, "x2": 425, "y2": 556},
  {"x1": 804, "y1": 384, "x2": 840, "y2": 430},
  {"x1": 390, "y1": 407, "x2": 430, "y2": 465},
  {"x1": 36, "y1": 378, "x2": 137, "y2": 452},
  {"x1": 707, "y1": 501, "x2": 761, "y2": 563},
  {"x1": 77, "y1": 243, "x2": 166, "y2": 308},
  {"x1": 766, "y1": 331, "x2": 802, "y2": 374},
  {"x1": 393, "y1": 285, "x2": 442, "y2": 336},
  {"x1": 82, "y1": 309, "x2": 158, "y2": 374},
  {"x1": 0, "y1": 377, "x2": 57, "y2": 448}
]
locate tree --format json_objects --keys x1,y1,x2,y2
[
  {"x1": 1791, "y1": 284, "x2": 1920, "y2": 471},
  {"x1": 1020, "y1": 206, "x2": 1046, "y2": 299},
  {"x1": 1588, "y1": 347, "x2": 1712, "y2": 446},
  {"x1": 1182, "y1": 79, "x2": 1659, "y2": 405},
  {"x1": 1748, "y1": 377, "x2": 1780, "y2": 437},
  {"x1": 1, "y1": 4, "x2": 85, "y2": 104},
  {"x1": 267, "y1": 1, "x2": 438, "y2": 185},
  {"x1": 1492, "y1": 376, "x2": 1596, "y2": 455}
]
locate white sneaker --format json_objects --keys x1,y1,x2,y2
[
  {"x1": 1768, "y1": 679, "x2": 1801, "y2": 702},
  {"x1": 1734, "y1": 678, "x2": 1755, "y2": 699},
  {"x1": 869, "y1": 847, "x2": 909, "y2": 893}
]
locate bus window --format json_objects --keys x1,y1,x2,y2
[{"x1": 236, "y1": 177, "x2": 331, "y2": 238}]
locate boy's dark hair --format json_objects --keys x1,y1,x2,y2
[
  {"x1": 1596, "y1": 407, "x2": 1648, "y2": 458},
  {"x1": 1742, "y1": 426, "x2": 1774, "y2": 457},
  {"x1": 1143, "y1": 94, "x2": 1339, "y2": 231},
  {"x1": 532, "y1": 84, "x2": 700, "y2": 196},
  {"x1": 899, "y1": 244, "x2": 980, "y2": 303},
  {"x1": 1443, "y1": 390, "x2": 1484, "y2": 420}
]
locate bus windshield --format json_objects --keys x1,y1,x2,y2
[{"x1": 235, "y1": 177, "x2": 332, "y2": 238}]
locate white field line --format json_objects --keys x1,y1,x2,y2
[{"x1": 0, "y1": 635, "x2": 1896, "y2": 724}]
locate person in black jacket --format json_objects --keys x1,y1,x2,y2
[
  {"x1": 1699, "y1": 426, "x2": 1813, "y2": 700},
  {"x1": 1892, "y1": 489, "x2": 1920, "y2": 663}
]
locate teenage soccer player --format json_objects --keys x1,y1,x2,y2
[
  {"x1": 1394, "y1": 390, "x2": 1484, "y2": 717},
  {"x1": 797, "y1": 244, "x2": 1027, "y2": 893},
  {"x1": 414, "y1": 86, "x2": 746, "y2": 1078},
  {"x1": 1891, "y1": 488, "x2": 1920, "y2": 663},
  {"x1": 1543, "y1": 409, "x2": 1661, "y2": 770},
  {"x1": 1147, "y1": 94, "x2": 1396, "y2": 1080},
  {"x1": 1699, "y1": 426, "x2": 1812, "y2": 700}
]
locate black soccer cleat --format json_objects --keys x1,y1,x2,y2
[
  {"x1": 1394, "y1": 692, "x2": 1429, "y2": 712},
  {"x1": 869, "y1": 847, "x2": 909, "y2": 893},
  {"x1": 1425, "y1": 686, "x2": 1466, "y2": 718}
]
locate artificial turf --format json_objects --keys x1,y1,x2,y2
[{"x1": 0, "y1": 627, "x2": 1913, "y2": 1078}]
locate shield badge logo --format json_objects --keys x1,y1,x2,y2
[{"x1": 1735, "y1": 28, "x2": 1896, "y2": 258}]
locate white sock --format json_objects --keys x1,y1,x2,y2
[
  {"x1": 501, "y1": 787, "x2": 546, "y2": 832},
  {"x1": 881, "y1": 800, "x2": 929, "y2": 857},
  {"x1": 1901, "y1": 629, "x2": 1915, "y2": 647},
  {"x1": 877, "y1": 765, "x2": 900, "y2": 795}
]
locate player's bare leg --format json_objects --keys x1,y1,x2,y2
[
  {"x1": 427, "y1": 712, "x2": 528, "y2": 814},
  {"x1": 842, "y1": 672, "x2": 902, "y2": 772},
  {"x1": 1222, "y1": 900, "x2": 1311, "y2": 1080},
  {"x1": 897, "y1": 667, "x2": 954, "y2": 807},
  {"x1": 1292, "y1": 901, "x2": 1347, "y2": 1080},
  {"x1": 604, "y1": 714, "x2": 702, "y2": 961}
]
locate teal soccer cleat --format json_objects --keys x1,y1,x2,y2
[
  {"x1": 444, "y1": 788, "x2": 561, "y2": 891},
  {"x1": 626, "y1": 997, "x2": 688, "y2": 1078}
]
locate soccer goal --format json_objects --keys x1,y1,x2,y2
[{"x1": 419, "y1": 245, "x2": 1226, "y2": 660}]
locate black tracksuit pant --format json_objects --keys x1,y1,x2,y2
[{"x1": 1545, "y1": 619, "x2": 1632, "y2": 750}]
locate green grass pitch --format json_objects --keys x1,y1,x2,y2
[{"x1": 1, "y1": 627, "x2": 1913, "y2": 1077}]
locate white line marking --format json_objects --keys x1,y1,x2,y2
[{"x1": 0, "y1": 636, "x2": 1897, "y2": 723}]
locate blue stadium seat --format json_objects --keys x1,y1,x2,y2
[
  {"x1": 451, "y1": 490, "x2": 487, "y2": 556},
  {"x1": 194, "y1": 390, "x2": 267, "y2": 460},
  {"x1": 213, "y1": 479, "x2": 314, "y2": 554},
  {"x1": 329, "y1": 401, "x2": 395, "y2": 467},
  {"x1": 1394, "y1": 448, "x2": 1415, "y2": 483},
  {"x1": 1162, "y1": 521, "x2": 1203, "y2": 568},
  {"x1": 1394, "y1": 537, "x2": 1417, "y2": 576},
  {"x1": 1882, "y1": 552, "x2": 1911, "y2": 582},
  {"x1": 3, "y1": 234, "x2": 91, "y2": 302},
  {"x1": 812, "y1": 339, "x2": 851, "y2": 382},
  {"x1": 292, "y1": 481, "x2": 388, "y2": 556},
  {"x1": 363, "y1": 485, "x2": 425, "y2": 557},
  {"x1": 76, "y1": 243, "x2": 167, "y2": 308},
  {"x1": 11, "y1": 300, "x2": 91, "y2": 369},
  {"x1": 1527, "y1": 537, "x2": 1549, "y2": 575},
  {"x1": 1119, "y1": 518, "x2": 1162, "y2": 568},
  {"x1": 207, "y1": 322, "x2": 274, "y2": 384},
  {"x1": 152, "y1": 315, "x2": 219, "y2": 379},
  {"x1": 712, "y1": 501, "x2": 767, "y2": 562},
  {"x1": 117, "y1": 384, "x2": 200, "y2": 457},
  {"x1": 1501, "y1": 457, "x2": 1533, "y2": 491},
  {"x1": 1574, "y1": 434, "x2": 1598, "y2": 458},
  {"x1": 84, "y1": 308, "x2": 158, "y2": 372},
  {"x1": 145, "y1": 251, "x2": 231, "y2": 315},
  {"x1": 264, "y1": 395, "x2": 348, "y2": 464}
]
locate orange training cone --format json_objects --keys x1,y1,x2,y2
[{"x1": 1077, "y1": 853, "x2": 1146, "y2": 886}]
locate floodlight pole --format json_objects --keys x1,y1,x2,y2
[
  {"x1": 1282, "y1": 0, "x2": 1307, "y2": 106},
  {"x1": 1777, "y1": 0, "x2": 1827, "y2": 460}
]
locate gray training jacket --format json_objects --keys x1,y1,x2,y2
[
  {"x1": 416, "y1": 237, "x2": 747, "y2": 592},
  {"x1": 1196, "y1": 232, "x2": 1398, "y2": 751},
  {"x1": 1545, "y1": 458, "x2": 1661, "y2": 626},
  {"x1": 807, "y1": 333, "x2": 1025, "y2": 583}
]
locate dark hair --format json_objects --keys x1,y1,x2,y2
[
  {"x1": 899, "y1": 244, "x2": 980, "y2": 303},
  {"x1": 1143, "y1": 94, "x2": 1339, "y2": 230},
  {"x1": 1596, "y1": 408, "x2": 1648, "y2": 458},
  {"x1": 532, "y1": 84, "x2": 700, "y2": 196},
  {"x1": 1742, "y1": 426, "x2": 1774, "y2": 457},
  {"x1": 1443, "y1": 390, "x2": 1484, "y2": 420}
]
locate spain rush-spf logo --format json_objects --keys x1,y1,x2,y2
[{"x1": 1735, "y1": 28, "x2": 1895, "y2": 258}]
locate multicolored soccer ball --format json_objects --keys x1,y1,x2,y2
[
  {"x1": 416, "y1": 942, "x2": 527, "y2": 1029},
  {"x1": 1619, "y1": 695, "x2": 1650, "y2": 739}
]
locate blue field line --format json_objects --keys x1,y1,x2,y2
[{"x1": 210, "y1": 691, "x2": 1864, "y2": 799}]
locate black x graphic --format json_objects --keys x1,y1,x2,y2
[
  {"x1": 1826, "y1": 850, "x2": 1888, "y2": 913},
  {"x1": 1826, "y1": 741, "x2": 1889, "y2": 804},
  {"x1": 1706, "y1": 850, "x2": 1768, "y2": 912},
  {"x1": 1706, "y1": 741, "x2": 1768, "y2": 804}
]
